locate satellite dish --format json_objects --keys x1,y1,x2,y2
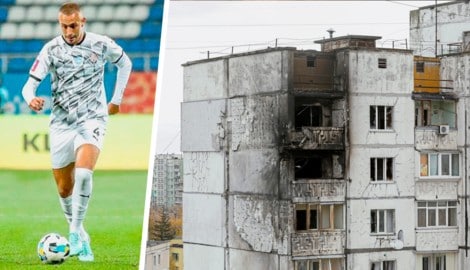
[{"x1": 390, "y1": 239, "x2": 404, "y2": 250}]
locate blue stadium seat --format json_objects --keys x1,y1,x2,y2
[
  {"x1": 0, "y1": 0, "x2": 15, "y2": 4},
  {"x1": 0, "y1": 7, "x2": 8, "y2": 22},
  {"x1": 148, "y1": 5, "x2": 163, "y2": 21},
  {"x1": 140, "y1": 22, "x2": 161, "y2": 38},
  {"x1": 150, "y1": 56, "x2": 158, "y2": 70},
  {"x1": 7, "y1": 58, "x2": 35, "y2": 73},
  {"x1": 132, "y1": 57, "x2": 145, "y2": 71}
]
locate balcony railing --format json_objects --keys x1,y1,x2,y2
[
  {"x1": 292, "y1": 179, "x2": 345, "y2": 203},
  {"x1": 286, "y1": 127, "x2": 344, "y2": 150},
  {"x1": 291, "y1": 230, "x2": 345, "y2": 257}
]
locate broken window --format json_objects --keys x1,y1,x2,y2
[
  {"x1": 416, "y1": 62, "x2": 425, "y2": 73},
  {"x1": 415, "y1": 100, "x2": 456, "y2": 128},
  {"x1": 306, "y1": 56, "x2": 316, "y2": 68},
  {"x1": 295, "y1": 204, "x2": 343, "y2": 231},
  {"x1": 370, "y1": 209, "x2": 395, "y2": 234},
  {"x1": 370, "y1": 106, "x2": 392, "y2": 130},
  {"x1": 417, "y1": 201, "x2": 457, "y2": 228},
  {"x1": 370, "y1": 158, "x2": 393, "y2": 182},
  {"x1": 420, "y1": 153, "x2": 459, "y2": 177},
  {"x1": 295, "y1": 104, "x2": 322, "y2": 130},
  {"x1": 295, "y1": 157, "x2": 323, "y2": 179},
  {"x1": 378, "y1": 58, "x2": 387, "y2": 69},
  {"x1": 295, "y1": 259, "x2": 343, "y2": 270},
  {"x1": 371, "y1": 261, "x2": 396, "y2": 270}
]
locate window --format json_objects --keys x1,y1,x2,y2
[
  {"x1": 416, "y1": 62, "x2": 425, "y2": 73},
  {"x1": 172, "y1": 252, "x2": 179, "y2": 261},
  {"x1": 295, "y1": 104, "x2": 322, "y2": 130},
  {"x1": 295, "y1": 259, "x2": 343, "y2": 270},
  {"x1": 295, "y1": 204, "x2": 343, "y2": 231},
  {"x1": 420, "y1": 153, "x2": 459, "y2": 177},
  {"x1": 378, "y1": 58, "x2": 387, "y2": 68},
  {"x1": 370, "y1": 106, "x2": 392, "y2": 130},
  {"x1": 422, "y1": 254, "x2": 447, "y2": 270},
  {"x1": 417, "y1": 201, "x2": 457, "y2": 228},
  {"x1": 307, "y1": 56, "x2": 316, "y2": 67},
  {"x1": 371, "y1": 260, "x2": 396, "y2": 270},
  {"x1": 415, "y1": 100, "x2": 456, "y2": 128},
  {"x1": 371, "y1": 209, "x2": 395, "y2": 234},
  {"x1": 370, "y1": 158, "x2": 393, "y2": 182}
]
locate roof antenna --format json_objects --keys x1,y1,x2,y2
[{"x1": 327, "y1": 28, "x2": 335, "y2": 38}]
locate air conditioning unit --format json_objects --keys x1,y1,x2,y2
[{"x1": 439, "y1": 125, "x2": 450, "y2": 135}]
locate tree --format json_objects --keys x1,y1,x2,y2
[{"x1": 149, "y1": 206, "x2": 176, "y2": 241}]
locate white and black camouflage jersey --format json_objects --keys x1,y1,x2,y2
[{"x1": 29, "y1": 32, "x2": 124, "y2": 129}]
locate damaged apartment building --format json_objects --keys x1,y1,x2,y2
[{"x1": 181, "y1": 2, "x2": 470, "y2": 270}]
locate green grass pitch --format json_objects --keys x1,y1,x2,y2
[{"x1": 0, "y1": 170, "x2": 148, "y2": 269}]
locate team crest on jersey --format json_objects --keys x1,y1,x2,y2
[
  {"x1": 72, "y1": 51, "x2": 83, "y2": 66},
  {"x1": 89, "y1": 53, "x2": 98, "y2": 63}
]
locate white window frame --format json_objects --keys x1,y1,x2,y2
[
  {"x1": 370, "y1": 105, "x2": 393, "y2": 130},
  {"x1": 371, "y1": 260, "x2": 396, "y2": 270},
  {"x1": 295, "y1": 204, "x2": 344, "y2": 231},
  {"x1": 417, "y1": 201, "x2": 457, "y2": 228},
  {"x1": 294, "y1": 258, "x2": 344, "y2": 270},
  {"x1": 371, "y1": 209, "x2": 395, "y2": 235},
  {"x1": 370, "y1": 157, "x2": 393, "y2": 182},
  {"x1": 420, "y1": 152, "x2": 459, "y2": 178},
  {"x1": 422, "y1": 254, "x2": 447, "y2": 270}
]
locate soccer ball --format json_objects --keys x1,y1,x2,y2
[{"x1": 37, "y1": 233, "x2": 70, "y2": 264}]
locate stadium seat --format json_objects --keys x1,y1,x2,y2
[
  {"x1": 114, "y1": 5, "x2": 132, "y2": 21},
  {"x1": 148, "y1": 5, "x2": 163, "y2": 21},
  {"x1": 150, "y1": 56, "x2": 158, "y2": 70},
  {"x1": 82, "y1": 5, "x2": 97, "y2": 21},
  {"x1": 132, "y1": 57, "x2": 145, "y2": 71},
  {"x1": 24, "y1": 40, "x2": 44, "y2": 53},
  {"x1": 0, "y1": 23, "x2": 17, "y2": 39},
  {"x1": 140, "y1": 22, "x2": 161, "y2": 38},
  {"x1": 44, "y1": 5, "x2": 60, "y2": 22},
  {"x1": 25, "y1": 6, "x2": 44, "y2": 22},
  {"x1": 122, "y1": 22, "x2": 141, "y2": 38},
  {"x1": 8, "y1": 6, "x2": 26, "y2": 22},
  {"x1": 130, "y1": 5, "x2": 149, "y2": 21},
  {"x1": 14, "y1": 0, "x2": 34, "y2": 5},
  {"x1": 17, "y1": 23, "x2": 36, "y2": 39},
  {"x1": 0, "y1": 0, "x2": 15, "y2": 5},
  {"x1": 0, "y1": 7, "x2": 8, "y2": 22},
  {"x1": 88, "y1": 22, "x2": 106, "y2": 35},
  {"x1": 97, "y1": 5, "x2": 114, "y2": 22},
  {"x1": 106, "y1": 22, "x2": 123, "y2": 38},
  {"x1": 35, "y1": 23, "x2": 54, "y2": 39},
  {"x1": 7, "y1": 58, "x2": 35, "y2": 73}
]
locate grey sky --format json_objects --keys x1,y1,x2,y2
[{"x1": 153, "y1": 1, "x2": 448, "y2": 154}]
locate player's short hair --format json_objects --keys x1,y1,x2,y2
[{"x1": 59, "y1": 2, "x2": 81, "y2": 16}]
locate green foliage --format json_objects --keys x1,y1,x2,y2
[
  {"x1": 0, "y1": 170, "x2": 147, "y2": 270},
  {"x1": 148, "y1": 206, "x2": 176, "y2": 241}
]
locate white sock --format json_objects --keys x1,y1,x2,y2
[
  {"x1": 59, "y1": 195, "x2": 72, "y2": 224},
  {"x1": 71, "y1": 168, "x2": 93, "y2": 237}
]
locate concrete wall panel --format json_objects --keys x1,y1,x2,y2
[
  {"x1": 229, "y1": 249, "x2": 279, "y2": 270},
  {"x1": 229, "y1": 149, "x2": 279, "y2": 195},
  {"x1": 228, "y1": 50, "x2": 288, "y2": 96},
  {"x1": 183, "y1": 193, "x2": 225, "y2": 246},
  {"x1": 183, "y1": 59, "x2": 227, "y2": 102},
  {"x1": 183, "y1": 152, "x2": 225, "y2": 194},
  {"x1": 181, "y1": 99, "x2": 226, "y2": 152},
  {"x1": 183, "y1": 244, "x2": 225, "y2": 270}
]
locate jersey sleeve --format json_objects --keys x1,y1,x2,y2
[
  {"x1": 104, "y1": 36, "x2": 124, "y2": 64},
  {"x1": 29, "y1": 45, "x2": 50, "y2": 82}
]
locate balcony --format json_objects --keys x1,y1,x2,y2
[
  {"x1": 291, "y1": 230, "x2": 345, "y2": 257},
  {"x1": 416, "y1": 228, "x2": 458, "y2": 252},
  {"x1": 292, "y1": 179, "x2": 345, "y2": 203},
  {"x1": 286, "y1": 127, "x2": 344, "y2": 150}
]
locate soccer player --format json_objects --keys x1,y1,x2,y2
[{"x1": 21, "y1": 2, "x2": 132, "y2": 262}]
